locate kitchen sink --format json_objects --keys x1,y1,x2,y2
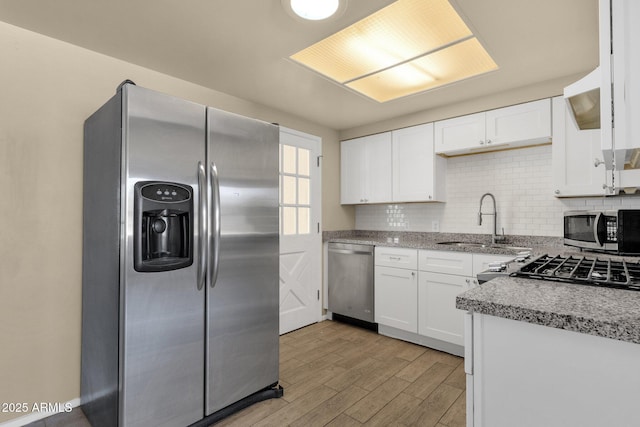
[{"x1": 436, "y1": 241, "x2": 532, "y2": 251}]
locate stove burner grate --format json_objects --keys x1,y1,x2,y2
[{"x1": 511, "y1": 254, "x2": 640, "y2": 291}]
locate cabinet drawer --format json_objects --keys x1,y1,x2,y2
[
  {"x1": 418, "y1": 250, "x2": 473, "y2": 276},
  {"x1": 375, "y1": 246, "x2": 418, "y2": 269}
]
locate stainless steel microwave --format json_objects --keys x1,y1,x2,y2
[{"x1": 564, "y1": 210, "x2": 640, "y2": 254}]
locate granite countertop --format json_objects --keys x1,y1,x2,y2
[
  {"x1": 324, "y1": 230, "x2": 564, "y2": 257},
  {"x1": 456, "y1": 276, "x2": 640, "y2": 344}
]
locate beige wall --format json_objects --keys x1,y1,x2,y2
[{"x1": 0, "y1": 21, "x2": 353, "y2": 423}]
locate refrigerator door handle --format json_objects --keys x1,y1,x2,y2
[
  {"x1": 210, "y1": 162, "x2": 221, "y2": 288},
  {"x1": 197, "y1": 161, "x2": 207, "y2": 291}
]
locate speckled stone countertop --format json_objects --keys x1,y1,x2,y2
[
  {"x1": 323, "y1": 229, "x2": 564, "y2": 256},
  {"x1": 456, "y1": 276, "x2": 640, "y2": 344}
]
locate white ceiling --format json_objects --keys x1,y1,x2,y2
[{"x1": 0, "y1": 0, "x2": 599, "y2": 130}]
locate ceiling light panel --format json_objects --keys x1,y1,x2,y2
[
  {"x1": 347, "y1": 38, "x2": 498, "y2": 102},
  {"x1": 290, "y1": 0, "x2": 472, "y2": 83},
  {"x1": 289, "y1": 0, "x2": 499, "y2": 102}
]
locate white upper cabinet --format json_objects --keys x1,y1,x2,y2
[
  {"x1": 600, "y1": 0, "x2": 640, "y2": 189},
  {"x1": 433, "y1": 112, "x2": 485, "y2": 155},
  {"x1": 341, "y1": 124, "x2": 445, "y2": 205},
  {"x1": 435, "y1": 99, "x2": 552, "y2": 156},
  {"x1": 551, "y1": 96, "x2": 609, "y2": 197},
  {"x1": 392, "y1": 123, "x2": 446, "y2": 203},
  {"x1": 340, "y1": 132, "x2": 392, "y2": 204}
]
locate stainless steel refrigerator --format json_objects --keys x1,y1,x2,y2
[{"x1": 81, "y1": 82, "x2": 280, "y2": 427}]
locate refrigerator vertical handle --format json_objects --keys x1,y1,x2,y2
[
  {"x1": 209, "y1": 162, "x2": 221, "y2": 288},
  {"x1": 197, "y1": 162, "x2": 207, "y2": 291}
]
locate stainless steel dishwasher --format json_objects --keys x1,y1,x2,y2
[{"x1": 328, "y1": 243, "x2": 375, "y2": 323}]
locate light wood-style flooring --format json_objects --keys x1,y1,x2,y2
[
  {"x1": 28, "y1": 320, "x2": 465, "y2": 427},
  {"x1": 214, "y1": 320, "x2": 466, "y2": 427}
]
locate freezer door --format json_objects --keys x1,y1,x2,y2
[
  {"x1": 121, "y1": 85, "x2": 206, "y2": 427},
  {"x1": 206, "y1": 108, "x2": 279, "y2": 415}
]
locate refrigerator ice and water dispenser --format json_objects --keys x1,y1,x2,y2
[{"x1": 133, "y1": 181, "x2": 193, "y2": 272}]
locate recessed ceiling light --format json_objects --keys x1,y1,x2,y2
[
  {"x1": 290, "y1": 0, "x2": 340, "y2": 21},
  {"x1": 289, "y1": 0, "x2": 498, "y2": 102}
]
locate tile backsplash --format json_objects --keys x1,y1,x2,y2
[{"x1": 356, "y1": 144, "x2": 640, "y2": 237}]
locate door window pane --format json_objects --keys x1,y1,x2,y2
[
  {"x1": 282, "y1": 145, "x2": 297, "y2": 174},
  {"x1": 283, "y1": 207, "x2": 297, "y2": 235},
  {"x1": 298, "y1": 177, "x2": 310, "y2": 205},
  {"x1": 282, "y1": 176, "x2": 297, "y2": 204},
  {"x1": 298, "y1": 148, "x2": 310, "y2": 177},
  {"x1": 298, "y1": 207, "x2": 310, "y2": 234}
]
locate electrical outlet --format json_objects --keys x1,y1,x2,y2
[{"x1": 432, "y1": 220, "x2": 440, "y2": 232}]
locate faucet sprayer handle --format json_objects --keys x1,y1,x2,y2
[{"x1": 478, "y1": 212, "x2": 483, "y2": 226}]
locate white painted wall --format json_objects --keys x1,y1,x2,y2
[{"x1": 356, "y1": 144, "x2": 640, "y2": 236}]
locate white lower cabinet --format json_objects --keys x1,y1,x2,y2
[
  {"x1": 416, "y1": 250, "x2": 515, "y2": 350},
  {"x1": 374, "y1": 247, "x2": 418, "y2": 333},
  {"x1": 418, "y1": 272, "x2": 468, "y2": 345},
  {"x1": 374, "y1": 247, "x2": 516, "y2": 355},
  {"x1": 375, "y1": 266, "x2": 417, "y2": 333},
  {"x1": 467, "y1": 313, "x2": 640, "y2": 427}
]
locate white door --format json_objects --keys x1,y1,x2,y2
[{"x1": 279, "y1": 127, "x2": 322, "y2": 334}]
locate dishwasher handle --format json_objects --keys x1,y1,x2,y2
[
  {"x1": 329, "y1": 248, "x2": 373, "y2": 256},
  {"x1": 328, "y1": 243, "x2": 374, "y2": 256}
]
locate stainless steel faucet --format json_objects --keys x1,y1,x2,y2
[{"x1": 478, "y1": 193, "x2": 505, "y2": 243}]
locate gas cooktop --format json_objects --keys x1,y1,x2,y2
[{"x1": 512, "y1": 254, "x2": 640, "y2": 291}]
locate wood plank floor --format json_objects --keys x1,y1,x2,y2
[
  {"x1": 27, "y1": 320, "x2": 465, "y2": 427},
  {"x1": 214, "y1": 320, "x2": 465, "y2": 427}
]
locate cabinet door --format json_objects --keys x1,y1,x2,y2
[
  {"x1": 375, "y1": 266, "x2": 417, "y2": 333},
  {"x1": 551, "y1": 96, "x2": 606, "y2": 197},
  {"x1": 610, "y1": 0, "x2": 640, "y2": 182},
  {"x1": 392, "y1": 123, "x2": 438, "y2": 202},
  {"x1": 612, "y1": 0, "x2": 640, "y2": 158},
  {"x1": 485, "y1": 98, "x2": 551, "y2": 148},
  {"x1": 340, "y1": 133, "x2": 391, "y2": 204},
  {"x1": 434, "y1": 112, "x2": 485, "y2": 155},
  {"x1": 364, "y1": 132, "x2": 392, "y2": 203},
  {"x1": 418, "y1": 271, "x2": 467, "y2": 345},
  {"x1": 340, "y1": 137, "x2": 366, "y2": 204}
]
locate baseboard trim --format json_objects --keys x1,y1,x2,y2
[
  {"x1": 378, "y1": 324, "x2": 464, "y2": 357},
  {"x1": 0, "y1": 398, "x2": 81, "y2": 427}
]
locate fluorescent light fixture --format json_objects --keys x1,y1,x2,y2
[
  {"x1": 290, "y1": 0, "x2": 498, "y2": 102},
  {"x1": 290, "y1": 0, "x2": 340, "y2": 20}
]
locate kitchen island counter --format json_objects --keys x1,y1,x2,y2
[{"x1": 456, "y1": 275, "x2": 640, "y2": 344}]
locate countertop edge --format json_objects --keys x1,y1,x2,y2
[
  {"x1": 456, "y1": 295, "x2": 640, "y2": 344},
  {"x1": 455, "y1": 277, "x2": 640, "y2": 345}
]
